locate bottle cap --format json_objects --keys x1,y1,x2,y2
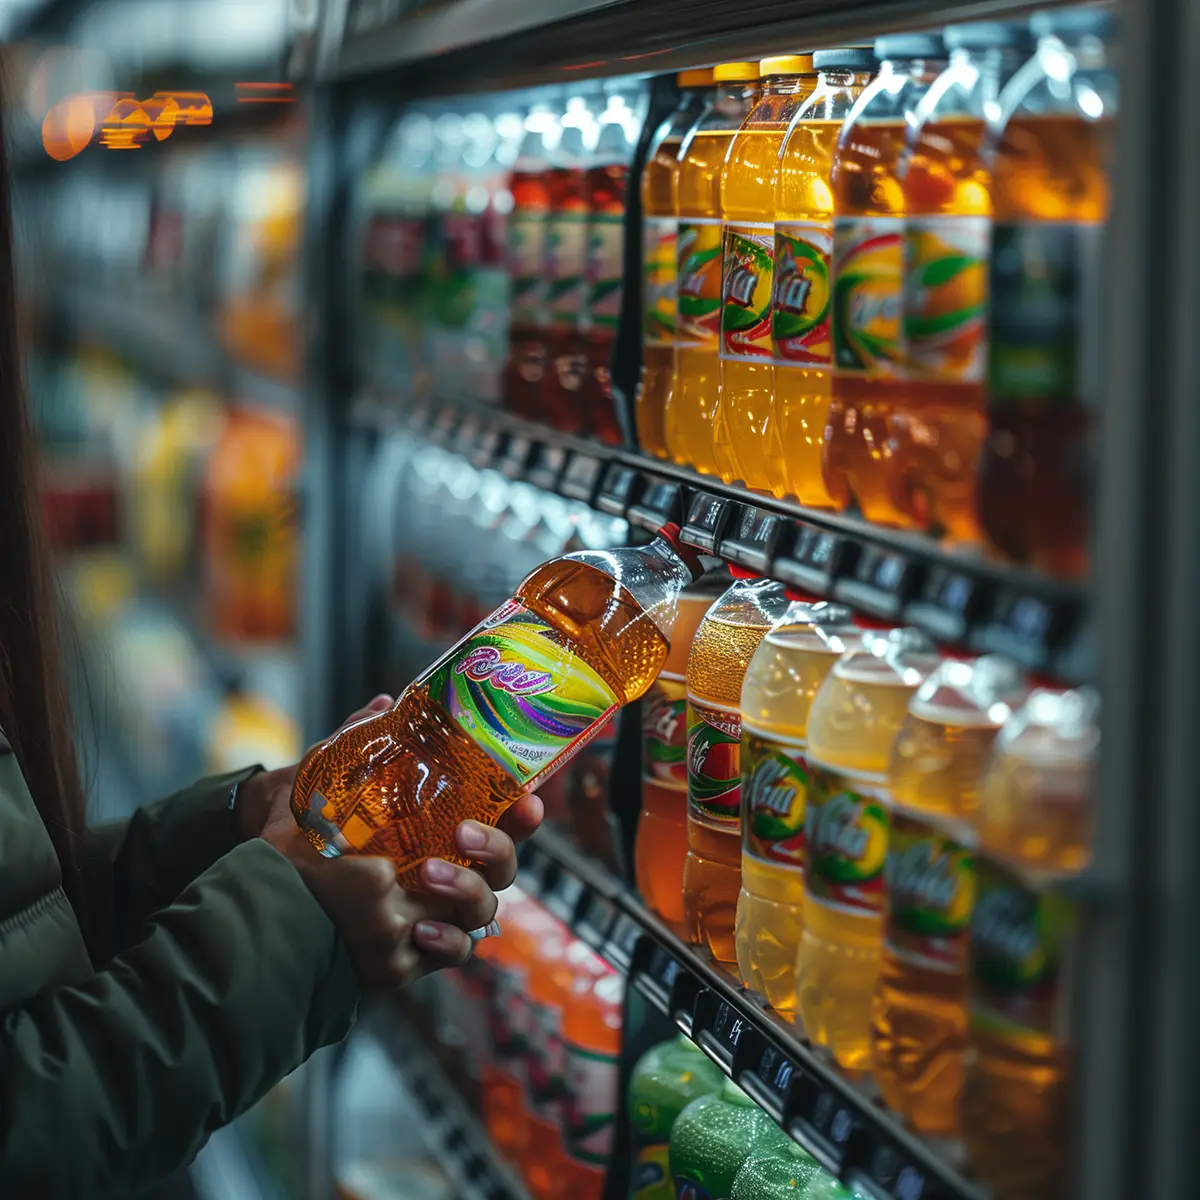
[
  {"x1": 1030, "y1": 8, "x2": 1117, "y2": 41},
  {"x1": 783, "y1": 585, "x2": 820, "y2": 603},
  {"x1": 727, "y1": 564, "x2": 761, "y2": 580},
  {"x1": 713, "y1": 61, "x2": 761, "y2": 83},
  {"x1": 944, "y1": 21, "x2": 1036, "y2": 51},
  {"x1": 676, "y1": 68, "x2": 715, "y2": 87},
  {"x1": 852, "y1": 614, "x2": 895, "y2": 631},
  {"x1": 657, "y1": 522, "x2": 704, "y2": 578},
  {"x1": 759, "y1": 54, "x2": 814, "y2": 76},
  {"x1": 812, "y1": 47, "x2": 878, "y2": 72},
  {"x1": 873, "y1": 32, "x2": 947, "y2": 60}
]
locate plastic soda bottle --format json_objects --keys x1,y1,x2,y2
[
  {"x1": 729, "y1": 1140, "x2": 823, "y2": 1198},
  {"x1": 713, "y1": 54, "x2": 817, "y2": 493},
  {"x1": 734, "y1": 598, "x2": 856, "y2": 1016},
  {"x1": 871, "y1": 656, "x2": 1025, "y2": 1136},
  {"x1": 560, "y1": 965, "x2": 625, "y2": 1199},
  {"x1": 963, "y1": 685, "x2": 1098, "y2": 1196},
  {"x1": 636, "y1": 572, "x2": 729, "y2": 934},
  {"x1": 826, "y1": 34, "x2": 947, "y2": 525},
  {"x1": 292, "y1": 531, "x2": 701, "y2": 888},
  {"x1": 670, "y1": 1077, "x2": 789, "y2": 1198},
  {"x1": 772, "y1": 49, "x2": 876, "y2": 508},
  {"x1": 637, "y1": 71, "x2": 714, "y2": 459},
  {"x1": 796, "y1": 627, "x2": 938, "y2": 1070},
  {"x1": 892, "y1": 23, "x2": 1033, "y2": 541},
  {"x1": 627, "y1": 1035, "x2": 724, "y2": 1199},
  {"x1": 667, "y1": 62, "x2": 760, "y2": 473},
  {"x1": 683, "y1": 576, "x2": 791, "y2": 964},
  {"x1": 978, "y1": 10, "x2": 1117, "y2": 576}
]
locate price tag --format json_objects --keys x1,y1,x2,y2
[
  {"x1": 719, "y1": 505, "x2": 783, "y2": 573},
  {"x1": 605, "y1": 912, "x2": 643, "y2": 971},
  {"x1": 428, "y1": 408, "x2": 459, "y2": 447},
  {"x1": 737, "y1": 1040, "x2": 796, "y2": 1120},
  {"x1": 527, "y1": 445, "x2": 568, "y2": 492},
  {"x1": 681, "y1": 492, "x2": 730, "y2": 552},
  {"x1": 633, "y1": 943, "x2": 683, "y2": 1012},
  {"x1": 974, "y1": 586, "x2": 1066, "y2": 669},
  {"x1": 453, "y1": 416, "x2": 481, "y2": 460},
  {"x1": 776, "y1": 522, "x2": 842, "y2": 596},
  {"x1": 903, "y1": 566, "x2": 979, "y2": 644},
  {"x1": 577, "y1": 892, "x2": 615, "y2": 949},
  {"x1": 498, "y1": 434, "x2": 534, "y2": 479},
  {"x1": 561, "y1": 454, "x2": 603, "y2": 502},
  {"x1": 544, "y1": 872, "x2": 585, "y2": 924},
  {"x1": 834, "y1": 545, "x2": 919, "y2": 619},
  {"x1": 858, "y1": 1140, "x2": 938, "y2": 1200},
  {"x1": 809, "y1": 1088, "x2": 860, "y2": 1159},
  {"x1": 697, "y1": 997, "x2": 745, "y2": 1068},
  {"x1": 597, "y1": 462, "x2": 639, "y2": 515},
  {"x1": 472, "y1": 426, "x2": 505, "y2": 469},
  {"x1": 628, "y1": 478, "x2": 682, "y2": 531}
]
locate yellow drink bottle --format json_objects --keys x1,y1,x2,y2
[
  {"x1": 713, "y1": 55, "x2": 816, "y2": 493},
  {"x1": 637, "y1": 70, "x2": 714, "y2": 459},
  {"x1": 872, "y1": 656, "x2": 1025, "y2": 1136},
  {"x1": 772, "y1": 49, "x2": 876, "y2": 508},
  {"x1": 682, "y1": 575, "x2": 790, "y2": 965},
  {"x1": 796, "y1": 626, "x2": 938, "y2": 1070},
  {"x1": 734, "y1": 598, "x2": 856, "y2": 1016},
  {"x1": 666, "y1": 63, "x2": 760, "y2": 474}
]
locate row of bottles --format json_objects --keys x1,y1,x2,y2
[
  {"x1": 635, "y1": 571, "x2": 1096, "y2": 1196},
  {"x1": 637, "y1": 8, "x2": 1113, "y2": 575}
]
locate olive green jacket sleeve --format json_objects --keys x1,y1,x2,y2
[{"x1": 0, "y1": 838, "x2": 361, "y2": 1199}]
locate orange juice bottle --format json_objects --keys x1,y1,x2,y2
[
  {"x1": 637, "y1": 70, "x2": 714, "y2": 459},
  {"x1": 773, "y1": 49, "x2": 876, "y2": 508},
  {"x1": 713, "y1": 55, "x2": 816, "y2": 493},
  {"x1": 979, "y1": 10, "x2": 1117, "y2": 576},
  {"x1": 894, "y1": 22, "x2": 1034, "y2": 542},
  {"x1": 827, "y1": 34, "x2": 946, "y2": 525},
  {"x1": 667, "y1": 62, "x2": 760, "y2": 473}
]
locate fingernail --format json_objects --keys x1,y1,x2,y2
[
  {"x1": 458, "y1": 822, "x2": 487, "y2": 851},
  {"x1": 469, "y1": 920, "x2": 501, "y2": 941},
  {"x1": 424, "y1": 858, "x2": 457, "y2": 886},
  {"x1": 371, "y1": 694, "x2": 393, "y2": 709},
  {"x1": 414, "y1": 921, "x2": 443, "y2": 943}
]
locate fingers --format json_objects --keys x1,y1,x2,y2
[
  {"x1": 496, "y1": 792, "x2": 545, "y2": 844},
  {"x1": 422, "y1": 857, "x2": 499, "y2": 931},
  {"x1": 455, "y1": 821, "x2": 519, "y2": 891},
  {"x1": 340, "y1": 693, "x2": 394, "y2": 730},
  {"x1": 412, "y1": 920, "x2": 473, "y2": 967}
]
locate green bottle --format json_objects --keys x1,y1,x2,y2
[
  {"x1": 670, "y1": 1077, "x2": 789, "y2": 1199},
  {"x1": 730, "y1": 1140, "x2": 823, "y2": 1198},
  {"x1": 628, "y1": 1035, "x2": 725, "y2": 1199},
  {"x1": 800, "y1": 1175, "x2": 863, "y2": 1200}
]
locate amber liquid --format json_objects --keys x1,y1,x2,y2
[
  {"x1": 828, "y1": 120, "x2": 912, "y2": 526},
  {"x1": 637, "y1": 134, "x2": 683, "y2": 458},
  {"x1": 896, "y1": 117, "x2": 990, "y2": 542},
  {"x1": 292, "y1": 559, "x2": 668, "y2": 888},
  {"x1": 980, "y1": 114, "x2": 1112, "y2": 576},
  {"x1": 504, "y1": 168, "x2": 551, "y2": 419}
]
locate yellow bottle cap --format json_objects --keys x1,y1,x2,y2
[
  {"x1": 712, "y1": 61, "x2": 761, "y2": 83},
  {"x1": 759, "y1": 53, "x2": 814, "y2": 76},
  {"x1": 676, "y1": 68, "x2": 715, "y2": 87}
]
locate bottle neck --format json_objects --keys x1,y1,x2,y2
[
  {"x1": 762, "y1": 74, "x2": 806, "y2": 97},
  {"x1": 881, "y1": 56, "x2": 946, "y2": 86},
  {"x1": 1047, "y1": 32, "x2": 1111, "y2": 70}
]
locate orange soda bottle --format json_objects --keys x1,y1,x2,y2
[
  {"x1": 636, "y1": 70, "x2": 714, "y2": 458},
  {"x1": 893, "y1": 22, "x2": 1034, "y2": 542},
  {"x1": 559, "y1": 964, "x2": 625, "y2": 1199},
  {"x1": 796, "y1": 627, "x2": 938, "y2": 1070},
  {"x1": 635, "y1": 572, "x2": 728, "y2": 934},
  {"x1": 666, "y1": 63, "x2": 760, "y2": 473},
  {"x1": 871, "y1": 656, "x2": 1024, "y2": 1136},
  {"x1": 978, "y1": 10, "x2": 1117, "y2": 576},
  {"x1": 713, "y1": 54, "x2": 817, "y2": 493},
  {"x1": 292, "y1": 532, "x2": 700, "y2": 888},
  {"x1": 772, "y1": 49, "x2": 876, "y2": 508},
  {"x1": 826, "y1": 34, "x2": 946, "y2": 525},
  {"x1": 683, "y1": 575, "x2": 791, "y2": 965},
  {"x1": 733, "y1": 597, "x2": 856, "y2": 1017},
  {"x1": 963, "y1": 684, "x2": 1098, "y2": 1197}
]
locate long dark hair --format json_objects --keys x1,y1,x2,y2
[{"x1": 0, "y1": 90, "x2": 89, "y2": 926}]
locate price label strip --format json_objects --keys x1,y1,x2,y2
[
  {"x1": 561, "y1": 453, "x2": 603, "y2": 502},
  {"x1": 776, "y1": 522, "x2": 844, "y2": 597},
  {"x1": 834, "y1": 545, "x2": 921, "y2": 619},
  {"x1": 628, "y1": 477, "x2": 682, "y2": 531},
  {"x1": 498, "y1": 434, "x2": 534, "y2": 479},
  {"x1": 681, "y1": 491, "x2": 731, "y2": 552},
  {"x1": 527, "y1": 444, "x2": 568, "y2": 491},
  {"x1": 719, "y1": 505, "x2": 783, "y2": 573},
  {"x1": 596, "y1": 462, "x2": 639, "y2": 515}
]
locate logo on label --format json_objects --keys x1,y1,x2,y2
[
  {"x1": 686, "y1": 700, "x2": 741, "y2": 825},
  {"x1": 720, "y1": 225, "x2": 774, "y2": 361},
  {"x1": 642, "y1": 677, "x2": 687, "y2": 787},
  {"x1": 455, "y1": 646, "x2": 555, "y2": 696},
  {"x1": 744, "y1": 728, "x2": 807, "y2": 868},
  {"x1": 676, "y1": 220, "x2": 723, "y2": 345},
  {"x1": 833, "y1": 217, "x2": 903, "y2": 376},
  {"x1": 643, "y1": 216, "x2": 678, "y2": 345},
  {"x1": 805, "y1": 764, "x2": 887, "y2": 915},
  {"x1": 773, "y1": 221, "x2": 832, "y2": 365}
]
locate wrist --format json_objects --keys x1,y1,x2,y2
[{"x1": 234, "y1": 767, "x2": 279, "y2": 841}]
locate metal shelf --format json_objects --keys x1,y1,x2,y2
[
  {"x1": 353, "y1": 393, "x2": 1090, "y2": 683},
  {"x1": 520, "y1": 827, "x2": 988, "y2": 1200}
]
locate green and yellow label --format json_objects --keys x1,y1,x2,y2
[
  {"x1": 743, "y1": 725, "x2": 808, "y2": 869},
  {"x1": 642, "y1": 672, "x2": 687, "y2": 788},
  {"x1": 643, "y1": 216, "x2": 677, "y2": 345},
  {"x1": 719, "y1": 222, "x2": 774, "y2": 361},
  {"x1": 804, "y1": 762, "x2": 888, "y2": 915},
  {"x1": 772, "y1": 220, "x2": 832, "y2": 366},
  {"x1": 832, "y1": 216, "x2": 903, "y2": 377},
  {"x1": 676, "y1": 218, "x2": 722, "y2": 347},
  {"x1": 686, "y1": 697, "x2": 740, "y2": 828}
]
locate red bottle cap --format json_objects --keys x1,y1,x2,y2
[
  {"x1": 657, "y1": 522, "x2": 703, "y2": 578},
  {"x1": 727, "y1": 564, "x2": 760, "y2": 580},
  {"x1": 852, "y1": 614, "x2": 895, "y2": 631},
  {"x1": 783, "y1": 585, "x2": 820, "y2": 603}
]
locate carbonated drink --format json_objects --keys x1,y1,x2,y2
[
  {"x1": 872, "y1": 656, "x2": 1024, "y2": 1136},
  {"x1": 796, "y1": 627, "x2": 937, "y2": 1070},
  {"x1": 683, "y1": 576, "x2": 790, "y2": 965},
  {"x1": 627, "y1": 1035, "x2": 724, "y2": 1199},
  {"x1": 964, "y1": 685, "x2": 1098, "y2": 1197},
  {"x1": 292, "y1": 533, "x2": 699, "y2": 888},
  {"x1": 826, "y1": 34, "x2": 946, "y2": 525},
  {"x1": 734, "y1": 599, "x2": 856, "y2": 1016},
  {"x1": 730, "y1": 1140, "x2": 822, "y2": 1198},
  {"x1": 667, "y1": 62, "x2": 760, "y2": 473},
  {"x1": 979, "y1": 10, "x2": 1116, "y2": 576},
  {"x1": 714, "y1": 54, "x2": 816, "y2": 493},
  {"x1": 772, "y1": 49, "x2": 875, "y2": 508},
  {"x1": 637, "y1": 71, "x2": 714, "y2": 459}
]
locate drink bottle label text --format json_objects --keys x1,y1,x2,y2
[
  {"x1": 719, "y1": 223, "x2": 775, "y2": 362},
  {"x1": 805, "y1": 764, "x2": 888, "y2": 915},
  {"x1": 563, "y1": 1041, "x2": 620, "y2": 1165},
  {"x1": 643, "y1": 216, "x2": 678, "y2": 346},
  {"x1": 772, "y1": 220, "x2": 833, "y2": 366},
  {"x1": 832, "y1": 216, "x2": 903, "y2": 377},
  {"x1": 686, "y1": 697, "x2": 741, "y2": 828},
  {"x1": 675, "y1": 219, "x2": 723, "y2": 347},
  {"x1": 642, "y1": 673, "x2": 688, "y2": 789},
  {"x1": 743, "y1": 725, "x2": 809, "y2": 869}
]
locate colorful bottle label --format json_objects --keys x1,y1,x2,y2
[
  {"x1": 676, "y1": 218, "x2": 723, "y2": 347},
  {"x1": 523, "y1": 999, "x2": 565, "y2": 1123},
  {"x1": 642, "y1": 671, "x2": 688, "y2": 789},
  {"x1": 719, "y1": 222, "x2": 775, "y2": 362},
  {"x1": 804, "y1": 763, "x2": 888, "y2": 915},
  {"x1": 969, "y1": 856, "x2": 1077, "y2": 1041},
  {"x1": 562, "y1": 1041, "x2": 619, "y2": 1166},
  {"x1": 772, "y1": 220, "x2": 833, "y2": 366},
  {"x1": 832, "y1": 216, "x2": 904, "y2": 377},
  {"x1": 421, "y1": 598, "x2": 620, "y2": 786},
  {"x1": 633, "y1": 1142, "x2": 672, "y2": 1199},
  {"x1": 987, "y1": 220, "x2": 1102, "y2": 405},
  {"x1": 546, "y1": 207, "x2": 589, "y2": 325},
  {"x1": 586, "y1": 169, "x2": 627, "y2": 330},
  {"x1": 643, "y1": 215, "x2": 678, "y2": 346},
  {"x1": 509, "y1": 209, "x2": 548, "y2": 326},
  {"x1": 884, "y1": 810, "x2": 975, "y2": 972},
  {"x1": 903, "y1": 215, "x2": 989, "y2": 382},
  {"x1": 743, "y1": 724, "x2": 808, "y2": 868},
  {"x1": 686, "y1": 697, "x2": 741, "y2": 829}
]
